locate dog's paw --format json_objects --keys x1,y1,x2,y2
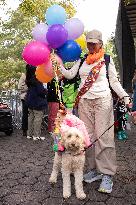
[
  {"x1": 49, "y1": 176, "x2": 57, "y2": 183},
  {"x1": 63, "y1": 192, "x2": 71, "y2": 199},
  {"x1": 76, "y1": 192, "x2": 86, "y2": 200}
]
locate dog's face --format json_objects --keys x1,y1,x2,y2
[{"x1": 61, "y1": 127, "x2": 85, "y2": 153}]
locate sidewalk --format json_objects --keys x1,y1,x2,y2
[{"x1": 0, "y1": 124, "x2": 135, "y2": 205}]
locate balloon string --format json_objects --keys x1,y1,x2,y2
[{"x1": 51, "y1": 50, "x2": 62, "y2": 104}]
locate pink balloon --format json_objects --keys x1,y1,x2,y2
[
  {"x1": 22, "y1": 41, "x2": 50, "y2": 66},
  {"x1": 44, "y1": 60, "x2": 54, "y2": 77},
  {"x1": 44, "y1": 54, "x2": 63, "y2": 77}
]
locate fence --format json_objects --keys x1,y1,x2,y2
[{"x1": 0, "y1": 91, "x2": 22, "y2": 129}]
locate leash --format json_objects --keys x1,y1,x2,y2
[
  {"x1": 60, "y1": 108, "x2": 130, "y2": 156},
  {"x1": 51, "y1": 50, "x2": 62, "y2": 105}
]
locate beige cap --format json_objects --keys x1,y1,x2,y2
[{"x1": 86, "y1": 29, "x2": 102, "y2": 43}]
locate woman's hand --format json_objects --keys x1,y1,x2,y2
[{"x1": 123, "y1": 96, "x2": 131, "y2": 107}]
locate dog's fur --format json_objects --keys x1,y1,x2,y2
[{"x1": 49, "y1": 127, "x2": 86, "y2": 199}]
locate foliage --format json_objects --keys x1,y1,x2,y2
[
  {"x1": 0, "y1": 0, "x2": 76, "y2": 89},
  {"x1": 123, "y1": 0, "x2": 135, "y2": 5},
  {"x1": 19, "y1": 0, "x2": 76, "y2": 22},
  {"x1": 0, "y1": 9, "x2": 35, "y2": 89},
  {"x1": 0, "y1": 0, "x2": 6, "y2": 6},
  {"x1": 104, "y1": 34, "x2": 120, "y2": 74}
]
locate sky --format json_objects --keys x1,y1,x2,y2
[
  {"x1": 74, "y1": 0, "x2": 119, "y2": 43},
  {"x1": 0, "y1": 0, "x2": 119, "y2": 43}
]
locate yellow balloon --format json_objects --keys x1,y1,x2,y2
[{"x1": 75, "y1": 34, "x2": 86, "y2": 50}]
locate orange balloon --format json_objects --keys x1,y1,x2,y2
[{"x1": 36, "y1": 64, "x2": 53, "y2": 83}]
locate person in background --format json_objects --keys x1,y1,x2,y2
[
  {"x1": 58, "y1": 29, "x2": 130, "y2": 193},
  {"x1": 131, "y1": 68, "x2": 136, "y2": 124},
  {"x1": 25, "y1": 65, "x2": 47, "y2": 140},
  {"x1": 61, "y1": 67, "x2": 80, "y2": 116},
  {"x1": 47, "y1": 78, "x2": 60, "y2": 135},
  {"x1": 116, "y1": 99, "x2": 128, "y2": 140},
  {"x1": 18, "y1": 70, "x2": 28, "y2": 137}
]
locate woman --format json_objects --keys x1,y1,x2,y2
[
  {"x1": 25, "y1": 65, "x2": 47, "y2": 140},
  {"x1": 58, "y1": 29, "x2": 130, "y2": 193}
]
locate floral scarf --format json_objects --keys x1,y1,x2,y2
[{"x1": 74, "y1": 60, "x2": 105, "y2": 108}]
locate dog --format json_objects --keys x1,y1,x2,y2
[{"x1": 49, "y1": 126, "x2": 86, "y2": 199}]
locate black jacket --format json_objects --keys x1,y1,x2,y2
[{"x1": 47, "y1": 78, "x2": 61, "y2": 103}]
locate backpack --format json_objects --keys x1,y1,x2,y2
[{"x1": 104, "y1": 54, "x2": 119, "y2": 102}]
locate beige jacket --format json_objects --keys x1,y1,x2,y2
[{"x1": 18, "y1": 73, "x2": 28, "y2": 100}]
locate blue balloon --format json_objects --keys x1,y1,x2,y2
[
  {"x1": 45, "y1": 4, "x2": 66, "y2": 25},
  {"x1": 57, "y1": 40, "x2": 82, "y2": 62}
]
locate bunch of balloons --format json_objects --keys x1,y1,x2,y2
[{"x1": 22, "y1": 4, "x2": 86, "y2": 83}]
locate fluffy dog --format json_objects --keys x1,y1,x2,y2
[{"x1": 49, "y1": 127, "x2": 86, "y2": 199}]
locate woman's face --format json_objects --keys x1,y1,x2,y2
[{"x1": 87, "y1": 42, "x2": 101, "y2": 54}]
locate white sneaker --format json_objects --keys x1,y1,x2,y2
[
  {"x1": 33, "y1": 136, "x2": 40, "y2": 141},
  {"x1": 83, "y1": 170, "x2": 103, "y2": 183},
  {"x1": 49, "y1": 132, "x2": 53, "y2": 135},
  {"x1": 98, "y1": 175, "x2": 113, "y2": 194},
  {"x1": 40, "y1": 136, "x2": 45, "y2": 140},
  {"x1": 27, "y1": 136, "x2": 32, "y2": 139}
]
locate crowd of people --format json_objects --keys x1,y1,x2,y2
[{"x1": 18, "y1": 29, "x2": 134, "y2": 194}]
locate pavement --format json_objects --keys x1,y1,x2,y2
[{"x1": 0, "y1": 123, "x2": 136, "y2": 205}]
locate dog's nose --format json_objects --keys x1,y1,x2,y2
[{"x1": 71, "y1": 143, "x2": 75, "y2": 147}]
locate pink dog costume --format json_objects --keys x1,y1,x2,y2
[{"x1": 53, "y1": 113, "x2": 92, "y2": 152}]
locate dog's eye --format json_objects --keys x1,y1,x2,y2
[
  {"x1": 67, "y1": 135, "x2": 71, "y2": 138},
  {"x1": 76, "y1": 135, "x2": 79, "y2": 138}
]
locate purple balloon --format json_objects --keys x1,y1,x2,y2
[
  {"x1": 64, "y1": 18, "x2": 84, "y2": 40},
  {"x1": 46, "y1": 24, "x2": 68, "y2": 49},
  {"x1": 32, "y1": 23, "x2": 48, "y2": 44},
  {"x1": 22, "y1": 41, "x2": 50, "y2": 66}
]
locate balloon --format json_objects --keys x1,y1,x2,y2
[
  {"x1": 44, "y1": 60, "x2": 54, "y2": 77},
  {"x1": 44, "y1": 54, "x2": 63, "y2": 77},
  {"x1": 45, "y1": 4, "x2": 66, "y2": 25},
  {"x1": 64, "y1": 18, "x2": 84, "y2": 40},
  {"x1": 36, "y1": 64, "x2": 53, "y2": 83},
  {"x1": 75, "y1": 34, "x2": 86, "y2": 50},
  {"x1": 22, "y1": 41, "x2": 50, "y2": 66},
  {"x1": 32, "y1": 23, "x2": 48, "y2": 44},
  {"x1": 57, "y1": 40, "x2": 82, "y2": 62},
  {"x1": 46, "y1": 24, "x2": 68, "y2": 48}
]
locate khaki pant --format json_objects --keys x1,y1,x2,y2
[
  {"x1": 28, "y1": 109, "x2": 44, "y2": 138},
  {"x1": 78, "y1": 96, "x2": 117, "y2": 176}
]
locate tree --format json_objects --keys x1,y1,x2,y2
[
  {"x1": 123, "y1": 0, "x2": 135, "y2": 5},
  {"x1": 0, "y1": 9, "x2": 35, "y2": 89},
  {"x1": 0, "y1": 0, "x2": 76, "y2": 89},
  {"x1": 19, "y1": 0, "x2": 76, "y2": 22},
  {"x1": 104, "y1": 34, "x2": 120, "y2": 74}
]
